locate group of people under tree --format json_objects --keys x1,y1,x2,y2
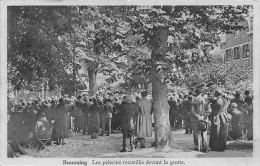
[
  {"x1": 7, "y1": 87, "x2": 253, "y2": 156},
  {"x1": 168, "y1": 88, "x2": 253, "y2": 152}
]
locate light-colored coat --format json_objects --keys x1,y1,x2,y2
[{"x1": 136, "y1": 98, "x2": 153, "y2": 138}]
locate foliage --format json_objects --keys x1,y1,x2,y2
[
  {"x1": 180, "y1": 59, "x2": 253, "y2": 92},
  {"x1": 7, "y1": 6, "x2": 86, "y2": 93}
]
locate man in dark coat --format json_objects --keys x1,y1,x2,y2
[
  {"x1": 181, "y1": 95, "x2": 193, "y2": 134},
  {"x1": 8, "y1": 112, "x2": 28, "y2": 157},
  {"x1": 111, "y1": 98, "x2": 121, "y2": 132},
  {"x1": 229, "y1": 103, "x2": 244, "y2": 140},
  {"x1": 168, "y1": 96, "x2": 179, "y2": 130},
  {"x1": 209, "y1": 89, "x2": 229, "y2": 151},
  {"x1": 74, "y1": 95, "x2": 84, "y2": 132},
  {"x1": 22, "y1": 101, "x2": 38, "y2": 142},
  {"x1": 119, "y1": 95, "x2": 138, "y2": 152},
  {"x1": 82, "y1": 98, "x2": 92, "y2": 134},
  {"x1": 88, "y1": 98, "x2": 101, "y2": 139},
  {"x1": 53, "y1": 98, "x2": 68, "y2": 145},
  {"x1": 101, "y1": 99, "x2": 114, "y2": 136}
]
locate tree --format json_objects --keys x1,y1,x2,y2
[
  {"x1": 7, "y1": 6, "x2": 86, "y2": 94},
  {"x1": 109, "y1": 5, "x2": 251, "y2": 147}
]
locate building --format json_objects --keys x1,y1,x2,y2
[{"x1": 220, "y1": 20, "x2": 253, "y2": 66}]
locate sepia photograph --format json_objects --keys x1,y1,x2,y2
[{"x1": 1, "y1": 0, "x2": 259, "y2": 165}]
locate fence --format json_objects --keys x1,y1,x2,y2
[{"x1": 11, "y1": 90, "x2": 62, "y2": 102}]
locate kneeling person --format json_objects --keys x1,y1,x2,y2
[{"x1": 35, "y1": 111, "x2": 51, "y2": 140}]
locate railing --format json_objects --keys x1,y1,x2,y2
[{"x1": 10, "y1": 90, "x2": 62, "y2": 102}]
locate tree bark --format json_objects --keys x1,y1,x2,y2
[
  {"x1": 151, "y1": 25, "x2": 171, "y2": 148},
  {"x1": 88, "y1": 70, "x2": 98, "y2": 97}
]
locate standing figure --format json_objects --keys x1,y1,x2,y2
[
  {"x1": 22, "y1": 102, "x2": 38, "y2": 143},
  {"x1": 135, "y1": 91, "x2": 153, "y2": 148},
  {"x1": 74, "y1": 96, "x2": 84, "y2": 132},
  {"x1": 229, "y1": 103, "x2": 244, "y2": 140},
  {"x1": 209, "y1": 89, "x2": 229, "y2": 151},
  {"x1": 82, "y1": 98, "x2": 92, "y2": 135},
  {"x1": 190, "y1": 89, "x2": 208, "y2": 152},
  {"x1": 88, "y1": 98, "x2": 101, "y2": 139},
  {"x1": 228, "y1": 91, "x2": 244, "y2": 114},
  {"x1": 181, "y1": 96, "x2": 193, "y2": 134},
  {"x1": 119, "y1": 95, "x2": 139, "y2": 152},
  {"x1": 111, "y1": 98, "x2": 121, "y2": 132},
  {"x1": 168, "y1": 96, "x2": 179, "y2": 130},
  {"x1": 244, "y1": 97, "x2": 253, "y2": 140},
  {"x1": 101, "y1": 99, "x2": 113, "y2": 136},
  {"x1": 53, "y1": 98, "x2": 68, "y2": 145}
]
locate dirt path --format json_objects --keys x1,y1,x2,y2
[{"x1": 21, "y1": 129, "x2": 253, "y2": 158}]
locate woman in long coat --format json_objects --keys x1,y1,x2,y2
[
  {"x1": 135, "y1": 91, "x2": 153, "y2": 148},
  {"x1": 88, "y1": 98, "x2": 101, "y2": 139},
  {"x1": 209, "y1": 90, "x2": 229, "y2": 151},
  {"x1": 53, "y1": 98, "x2": 68, "y2": 145}
]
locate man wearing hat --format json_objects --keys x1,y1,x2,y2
[
  {"x1": 74, "y1": 95, "x2": 84, "y2": 132},
  {"x1": 228, "y1": 91, "x2": 244, "y2": 114},
  {"x1": 119, "y1": 95, "x2": 139, "y2": 152},
  {"x1": 181, "y1": 95, "x2": 193, "y2": 134},
  {"x1": 53, "y1": 98, "x2": 68, "y2": 145},
  {"x1": 228, "y1": 103, "x2": 244, "y2": 140},
  {"x1": 209, "y1": 89, "x2": 229, "y2": 151},
  {"x1": 190, "y1": 88, "x2": 208, "y2": 152}
]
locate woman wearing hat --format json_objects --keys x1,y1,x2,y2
[
  {"x1": 209, "y1": 89, "x2": 229, "y2": 151},
  {"x1": 88, "y1": 98, "x2": 101, "y2": 139},
  {"x1": 53, "y1": 98, "x2": 69, "y2": 145}
]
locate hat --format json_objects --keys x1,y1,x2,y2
[
  {"x1": 230, "y1": 102, "x2": 238, "y2": 108},
  {"x1": 125, "y1": 95, "x2": 134, "y2": 103},
  {"x1": 215, "y1": 89, "x2": 222, "y2": 96},
  {"x1": 198, "y1": 121, "x2": 208, "y2": 132},
  {"x1": 37, "y1": 111, "x2": 46, "y2": 117}
]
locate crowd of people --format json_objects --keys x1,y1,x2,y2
[
  {"x1": 168, "y1": 89, "x2": 253, "y2": 152},
  {"x1": 7, "y1": 88, "x2": 253, "y2": 157}
]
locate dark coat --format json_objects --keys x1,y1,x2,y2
[
  {"x1": 82, "y1": 101, "x2": 92, "y2": 115},
  {"x1": 209, "y1": 96, "x2": 229, "y2": 151},
  {"x1": 88, "y1": 104, "x2": 100, "y2": 133},
  {"x1": 168, "y1": 100, "x2": 179, "y2": 116},
  {"x1": 181, "y1": 100, "x2": 193, "y2": 120},
  {"x1": 103, "y1": 102, "x2": 113, "y2": 119},
  {"x1": 75, "y1": 99, "x2": 84, "y2": 114},
  {"x1": 53, "y1": 103, "x2": 68, "y2": 138},
  {"x1": 120, "y1": 102, "x2": 138, "y2": 131},
  {"x1": 231, "y1": 109, "x2": 244, "y2": 131}
]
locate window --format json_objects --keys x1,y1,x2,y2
[
  {"x1": 225, "y1": 49, "x2": 232, "y2": 62},
  {"x1": 243, "y1": 44, "x2": 250, "y2": 58},
  {"x1": 234, "y1": 46, "x2": 240, "y2": 60}
]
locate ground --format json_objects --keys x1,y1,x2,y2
[{"x1": 19, "y1": 129, "x2": 253, "y2": 158}]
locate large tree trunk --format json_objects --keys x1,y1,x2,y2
[
  {"x1": 151, "y1": 25, "x2": 171, "y2": 148},
  {"x1": 88, "y1": 70, "x2": 98, "y2": 97}
]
